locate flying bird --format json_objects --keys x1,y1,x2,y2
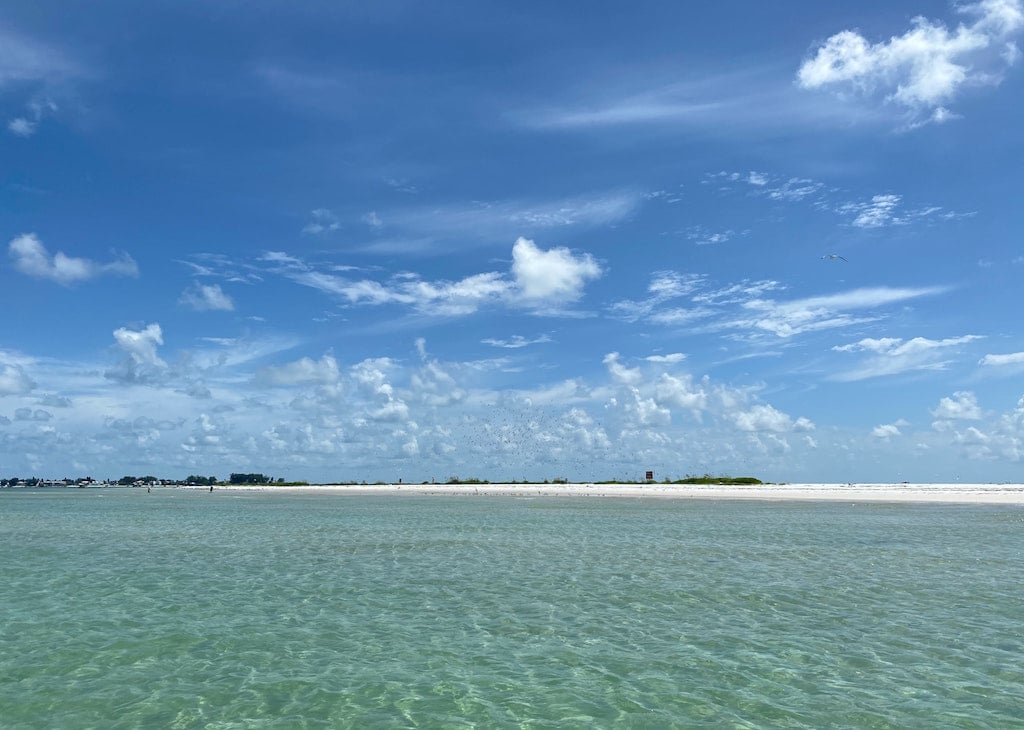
[{"x1": 821, "y1": 254, "x2": 848, "y2": 262}]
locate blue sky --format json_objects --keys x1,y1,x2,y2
[{"x1": 3, "y1": 0, "x2": 1024, "y2": 483}]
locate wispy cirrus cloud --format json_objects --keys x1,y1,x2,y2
[
  {"x1": 706, "y1": 171, "x2": 971, "y2": 228},
  {"x1": 7, "y1": 98, "x2": 58, "y2": 138},
  {"x1": 356, "y1": 191, "x2": 640, "y2": 253},
  {"x1": 514, "y1": 67, "x2": 878, "y2": 133},
  {"x1": 797, "y1": 0, "x2": 1024, "y2": 126},
  {"x1": 735, "y1": 288, "x2": 949, "y2": 338},
  {"x1": 979, "y1": 351, "x2": 1024, "y2": 366},
  {"x1": 831, "y1": 334, "x2": 982, "y2": 381},
  {"x1": 0, "y1": 27, "x2": 81, "y2": 87},
  {"x1": 180, "y1": 283, "x2": 235, "y2": 312},
  {"x1": 482, "y1": 334, "x2": 553, "y2": 349},
  {"x1": 8, "y1": 233, "x2": 138, "y2": 285},
  {"x1": 613, "y1": 272, "x2": 948, "y2": 343},
  {"x1": 2, "y1": 27, "x2": 88, "y2": 138}
]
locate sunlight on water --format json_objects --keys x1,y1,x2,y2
[{"x1": 2, "y1": 490, "x2": 1023, "y2": 728}]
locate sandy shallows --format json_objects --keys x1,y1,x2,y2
[{"x1": 189, "y1": 483, "x2": 1024, "y2": 504}]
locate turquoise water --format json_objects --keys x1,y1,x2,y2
[{"x1": 2, "y1": 491, "x2": 1022, "y2": 728}]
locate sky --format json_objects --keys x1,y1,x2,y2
[{"x1": 2, "y1": 0, "x2": 1024, "y2": 483}]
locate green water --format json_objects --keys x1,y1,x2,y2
[{"x1": 1, "y1": 490, "x2": 1022, "y2": 728}]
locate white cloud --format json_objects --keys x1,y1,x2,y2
[
  {"x1": 6, "y1": 98, "x2": 58, "y2": 138},
  {"x1": 0, "y1": 28, "x2": 79, "y2": 86},
  {"x1": 603, "y1": 352, "x2": 643, "y2": 386},
  {"x1": 516, "y1": 65, "x2": 881, "y2": 134},
  {"x1": 7, "y1": 117, "x2": 35, "y2": 137},
  {"x1": 832, "y1": 335, "x2": 981, "y2": 380},
  {"x1": 608, "y1": 271, "x2": 706, "y2": 322},
  {"x1": 932, "y1": 390, "x2": 983, "y2": 420},
  {"x1": 838, "y1": 194, "x2": 950, "y2": 228},
  {"x1": 738, "y1": 287, "x2": 947, "y2": 338},
  {"x1": 14, "y1": 407, "x2": 51, "y2": 422},
  {"x1": 979, "y1": 351, "x2": 1024, "y2": 366},
  {"x1": 510, "y1": 237, "x2": 602, "y2": 304},
  {"x1": 706, "y1": 171, "x2": 826, "y2": 203},
  {"x1": 709, "y1": 170, "x2": 964, "y2": 228},
  {"x1": 362, "y1": 211, "x2": 383, "y2": 228},
  {"x1": 482, "y1": 334, "x2": 552, "y2": 349},
  {"x1": 842, "y1": 194, "x2": 903, "y2": 228},
  {"x1": 266, "y1": 238, "x2": 601, "y2": 315},
  {"x1": 255, "y1": 355, "x2": 341, "y2": 387},
  {"x1": 180, "y1": 283, "x2": 235, "y2": 312},
  {"x1": 686, "y1": 227, "x2": 740, "y2": 245},
  {"x1": 0, "y1": 364, "x2": 36, "y2": 396},
  {"x1": 113, "y1": 324, "x2": 164, "y2": 366},
  {"x1": 797, "y1": 0, "x2": 1024, "y2": 123},
  {"x1": 352, "y1": 191, "x2": 640, "y2": 254},
  {"x1": 645, "y1": 353, "x2": 687, "y2": 363},
  {"x1": 9, "y1": 233, "x2": 139, "y2": 285},
  {"x1": 872, "y1": 420, "x2": 909, "y2": 439},
  {"x1": 613, "y1": 270, "x2": 945, "y2": 341},
  {"x1": 654, "y1": 372, "x2": 707, "y2": 415},
  {"x1": 733, "y1": 404, "x2": 814, "y2": 433},
  {"x1": 104, "y1": 323, "x2": 170, "y2": 385},
  {"x1": 302, "y1": 208, "x2": 341, "y2": 235}
]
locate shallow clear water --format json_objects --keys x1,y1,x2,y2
[{"x1": 2, "y1": 490, "x2": 1022, "y2": 728}]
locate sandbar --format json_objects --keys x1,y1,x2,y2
[{"x1": 189, "y1": 482, "x2": 1024, "y2": 504}]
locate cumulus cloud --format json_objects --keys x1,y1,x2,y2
[
  {"x1": 14, "y1": 407, "x2": 51, "y2": 422},
  {"x1": 873, "y1": 419, "x2": 910, "y2": 439},
  {"x1": 654, "y1": 372, "x2": 708, "y2": 415},
  {"x1": 0, "y1": 363, "x2": 36, "y2": 396},
  {"x1": 9, "y1": 233, "x2": 138, "y2": 285},
  {"x1": 797, "y1": 0, "x2": 1024, "y2": 123},
  {"x1": 733, "y1": 404, "x2": 814, "y2": 433},
  {"x1": 105, "y1": 323, "x2": 167, "y2": 384},
  {"x1": 932, "y1": 390, "x2": 983, "y2": 421},
  {"x1": 510, "y1": 237, "x2": 602, "y2": 304},
  {"x1": 180, "y1": 283, "x2": 235, "y2": 312},
  {"x1": 603, "y1": 352, "x2": 643, "y2": 386}
]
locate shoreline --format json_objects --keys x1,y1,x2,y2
[{"x1": 179, "y1": 482, "x2": 1024, "y2": 504}]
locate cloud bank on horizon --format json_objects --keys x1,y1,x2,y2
[{"x1": 2, "y1": 1, "x2": 1023, "y2": 482}]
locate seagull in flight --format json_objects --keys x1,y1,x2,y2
[{"x1": 821, "y1": 253, "x2": 848, "y2": 262}]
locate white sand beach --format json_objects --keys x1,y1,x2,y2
[{"x1": 193, "y1": 482, "x2": 1024, "y2": 504}]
